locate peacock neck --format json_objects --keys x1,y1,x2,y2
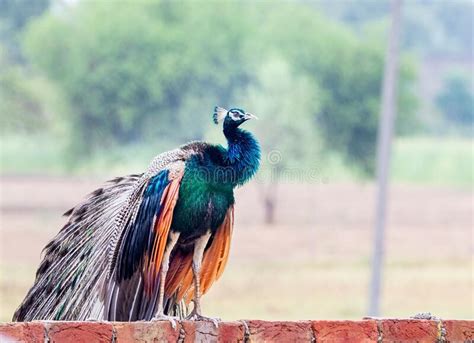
[{"x1": 223, "y1": 124, "x2": 261, "y2": 186}]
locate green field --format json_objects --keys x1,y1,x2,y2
[
  {"x1": 1, "y1": 135, "x2": 472, "y2": 187},
  {"x1": 391, "y1": 136, "x2": 473, "y2": 187}
]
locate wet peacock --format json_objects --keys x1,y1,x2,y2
[{"x1": 13, "y1": 107, "x2": 260, "y2": 325}]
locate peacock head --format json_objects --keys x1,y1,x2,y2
[{"x1": 213, "y1": 106, "x2": 258, "y2": 128}]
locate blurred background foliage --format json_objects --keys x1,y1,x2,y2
[{"x1": 0, "y1": 0, "x2": 472, "y2": 185}]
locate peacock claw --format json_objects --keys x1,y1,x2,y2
[
  {"x1": 151, "y1": 313, "x2": 179, "y2": 329},
  {"x1": 185, "y1": 312, "x2": 221, "y2": 328}
]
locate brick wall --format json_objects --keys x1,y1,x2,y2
[{"x1": 0, "y1": 319, "x2": 472, "y2": 342}]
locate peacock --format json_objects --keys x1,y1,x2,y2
[{"x1": 13, "y1": 107, "x2": 260, "y2": 326}]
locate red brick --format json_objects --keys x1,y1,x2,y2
[
  {"x1": 176, "y1": 321, "x2": 244, "y2": 343},
  {"x1": 114, "y1": 321, "x2": 180, "y2": 342},
  {"x1": 444, "y1": 320, "x2": 474, "y2": 342},
  {"x1": 218, "y1": 321, "x2": 245, "y2": 343},
  {"x1": 247, "y1": 320, "x2": 313, "y2": 342},
  {"x1": 0, "y1": 322, "x2": 45, "y2": 343},
  {"x1": 180, "y1": 321, "x2": 197, "y2": 342},
  {"x1": 1, "y1": 319, "x2": 470, "y2": 343},
  {"x1": 381, "y1": 319, "x2": 438, "y2": 343},
  {"x1": 181, "y1": 321, "x2": 217, "y2": 342},
  {"x1": 312, "y1": 320, "x2": 379, "y2": 342},
  {"x1": 46, "y1": 321, "x2": 113, "y2": 343}
]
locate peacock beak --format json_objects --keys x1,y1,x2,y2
[{"x1": 244, "y1": 113, "x2": 258, "y2": 120}]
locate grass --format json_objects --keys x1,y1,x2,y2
[
  {"x1": 0, "y1": 134, "x2": 67, "y2": 175},
  {"x1": 1, "y1": 134, "x2": 472, "y2": 187},
  {"x1": 203, "y1": 258, "x2": 473, "y2": 320},
  {"x1": 391, "y1": 136, "x2": 473, "y2": 188},
  {"x1": 0, "y1": 133, "x2": 173, "y2": 176}
]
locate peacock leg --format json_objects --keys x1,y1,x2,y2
[
  {"x1": 152, "y1": 230, "x2": 180, "y2": 328},
  {"x1": 185, "y1": 231, "x2": 220, "y2": 327}
]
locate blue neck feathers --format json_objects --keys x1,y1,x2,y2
[{"x1": 223, "y1": 123, "x2": 261, "y2": 186}]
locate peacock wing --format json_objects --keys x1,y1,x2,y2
[
  {"x1": 104, "y1": 160, "x2": 185, "y2": 321},
  {"x1": 103, "y1": 144, "x2": 212, "y2": 320}
]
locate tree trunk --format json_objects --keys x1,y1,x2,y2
[
  {"x1": 259, "y1": 177, "x2": 279, "y2": 225},
  {"x1": 264, "y1": 189, "x2": 276, "y2": 225}
]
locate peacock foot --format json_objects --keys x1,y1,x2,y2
[
  {"x1": 185, "y1": 311, "x2": 220, "y2": 328},
  {"x1": 151, "y1": 313, "x2": 180, "y2": 329}
]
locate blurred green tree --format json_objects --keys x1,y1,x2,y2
[
  {"x1": 23, "y1": 1, "x2": 255, "y2": 155},
  {"x1": 0, "y1": 47, "x2": 49, "y2": 133},
  {"x1": 0, "y1": 0, "x2": 54, "y2": 134},
  {"x1": 22, "y1": 0, "x2": 417, "y2": 178},
  {"x1": 236, "y1": 58, "x2": 319, "y2": 223},
  {"x1": 436, "y1": 75, "x2": 473, "y2": 134},
  {"x1": 253, "y1": 4, "x2": 417, "y2": 175},
  {"x1": 318, "y1": 0, "x2": 473, "y2": 58},
  {"x1": 0, "y1": 0, "x2": 50, "y2": 62}
]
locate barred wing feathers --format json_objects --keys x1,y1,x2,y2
[{"x1": 104, "y1": 165, "x2": 184, "y2": 321}]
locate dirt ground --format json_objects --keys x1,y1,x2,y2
[{"x1": 0, "y1": 176, "x2": 472, "y2": 321}]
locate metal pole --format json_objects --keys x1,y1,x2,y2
[{"x1": 368, "y1": 0, "x2": 403, "y2": 317}]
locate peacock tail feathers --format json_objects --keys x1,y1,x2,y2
[{"x1": 13, "y1": 174, "x2": 141, "y2": 321}]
